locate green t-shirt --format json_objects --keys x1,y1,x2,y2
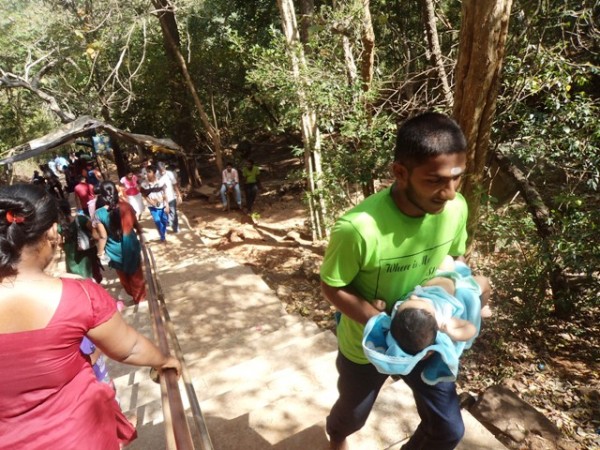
[
  {"x1": 320, "y1": 186, "x2": 468, "y2": 364},
  {"x1": 242, "y1": 166, "x2": 260, "y2": 183}
]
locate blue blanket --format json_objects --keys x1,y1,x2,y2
[{"x1": 362, "y1": 262, "x2": 481, "y2": 385}]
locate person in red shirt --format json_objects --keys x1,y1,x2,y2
[{"x1": 73, "y1": 176, "x2": 96, "y2": 217}]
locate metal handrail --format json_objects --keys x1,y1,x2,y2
[
  {"x1": 147, "y1": 245, "x2": 215, "y2": 450},
  {"x1": 139, "y1": 235, "x2": 195, "y2": 450}
]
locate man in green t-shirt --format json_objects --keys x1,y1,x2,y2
[
  {"x1": 241, "y1": 159, "x2": 261, "y2": 213},
  {"x1": 321, "y1": 112, "x2": 474, "y2": 450}
]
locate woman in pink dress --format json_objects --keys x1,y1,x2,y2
[
  {"x1": 119, "y1": 167, "x2": 144, "y2": 220},
  {"x1": 0, "y1": 184, "x2": 181, "y2": 450}
]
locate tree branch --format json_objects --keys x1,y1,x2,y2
[{"x1": 0, "y1": 68, "x2": 75, "y2": 124}]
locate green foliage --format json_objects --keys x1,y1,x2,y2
[
  {"x1": 246, "y1": 4, "x2": 399, "y2": 219},
  {"x1": 488, "y1": 1, "x2": 600, "y2": 316},
  {"x1": 0, "y1": 0, "x2": 597, "y2": 312},
  {"x1": 0, "y1": 90, "x2": 55, "y2": 156},
  {"x1": 477, "y1": 201, "x2": 554, "y2": 323}
]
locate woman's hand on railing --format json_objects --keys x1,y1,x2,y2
[{"x1": 156, "y1": 355, "x2": 182, "y2": 378}]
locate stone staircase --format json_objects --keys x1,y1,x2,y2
[{"x1": 107, "y1": 217, "x2": 506, "y2": 450}]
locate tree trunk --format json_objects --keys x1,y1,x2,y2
[
  {"x1": 420, "y1": 0, "x2": 453, "y2": 107},
  {"x1": 109, "y1": 138, "x2": 129, "y2": 179},
  {"x1": 297, "y1": 0, "x2": 314, "y2": 47},
  {"x1": 452, "y1": 0, "x2": 513, "y2": 245},
  {"x1": 493, "y1": 151, "x2": 573, "y2": 316},
  {"x1": 359, "y1": 0, "x2": 376, "y2": 196},
  {"x1": 152, "y1": 0, "x2": 199, "y2": 179},
  {"x1": 177, "y1": 154, "x2": 202, "y2": 188},
  {"x1": 98, "y1": 107, "x2": 128, "y2": 179},
  {"x1": 360, "y1": 0, "x2": 375, "y2": 93},
  {"x1": 152, "y1": 0, "x2": 224, "y2": 174},
  {"x1": 341, "y1": 34, "x2": 358, "y2": 85},
  {"x1": 277, "y1": 0, "x2": 327, "y2": 240}
]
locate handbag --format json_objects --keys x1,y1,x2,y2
[{"x1": 75, "y1": 215, "x2": 92, "y2": 252}]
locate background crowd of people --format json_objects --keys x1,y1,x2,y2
[{"x1": 1, "y1": 142, "x2": 268, "y2": 449}]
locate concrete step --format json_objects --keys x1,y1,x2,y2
[
  {"x1": 200, "y1": 349, "x2": 339, "y2": 421},
  {"x1": 183, "y1": 318, "x2": 323, "y2": 375},
  {"x1": 188, "y1": 330, "x2": 338, "y2": 402},
  {"x1": 201, "y1": 368, "x2": 392, "y2": 449},
  {"x1": 123, "y1": 375, "x2": 507, "y2": 450},
  {"x1": 109, "y1": 302, "x2": 296, "y2": 386},
  {"x1": 114, "y1": 329, "x2": 337, "y2": 415},
  {"x1": 111, "y1": 317, "x2": 321, "y2": 391},
  {"x1": 123, "y1": 349, "x2": 338, "y2": 428}
]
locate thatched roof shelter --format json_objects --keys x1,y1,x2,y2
[{"x1": 0, "y1": 116, "x2": 182, "y2": 165}]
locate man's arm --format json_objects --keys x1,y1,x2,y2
[
  {"x1": 170, "y1": 171, "x2": 182, "y2": 202},
  {"x1": 95, "y1": 221, "x2": 108, "y2": 257},
  {"x1": 321, "y1": 281, "x2": 382, "y2": 326},
  {"x1": 160, "y1": 183, "x2": 170, "y2": 213}
]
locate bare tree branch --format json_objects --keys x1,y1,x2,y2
[{"x1": 0, "y1": 68, "x2": 75, "y2": 123}]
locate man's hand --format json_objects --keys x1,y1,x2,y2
[
  {"x1": 321, "y1": 282, "x2": 384, "y2": 325},
  {"x1": 372, "y1": 299, "x2": 387, "y2": 312}
]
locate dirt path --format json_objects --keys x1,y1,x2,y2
[{"x1": 180, "y1": 186, "x2": 335, "y2": 330}]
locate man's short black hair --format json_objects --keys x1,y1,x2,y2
[
  {"x1": 394, "y1": 112, "x2": 467, "y2": 166},
  {"x1": 391, "y1": 307, "x2": 438, "y2": 355}
]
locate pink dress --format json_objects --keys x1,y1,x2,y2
[
  {"x1": 120, "y1": 175, "x2": 140, "y2": 197},
  {"x1": 0, "y1": 279, "x2": 136, "y2": 449},
  {"x1": 120, "y1": 175, "x2": 144, "y2": 217}
]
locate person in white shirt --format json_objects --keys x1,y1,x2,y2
[
  {"x1": 157, "y1": 162, "x2": 182, "y2": 233},
  {"x1": 220, "y1": 162, "x2": 242, "y2": 210},
  {"x1": 140, "y1": 166, "x2": 170, "y2": 242}
]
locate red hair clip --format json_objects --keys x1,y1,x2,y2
[{"x1": 6, "y1": 211, "x2": 25, "y2": 224}]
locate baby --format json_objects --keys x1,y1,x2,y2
[{"x1": 379, "y1": 256, "x2": 491, "y2": 356}]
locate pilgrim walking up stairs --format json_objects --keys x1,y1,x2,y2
[{"x1": 106, "y1": 213, "x2": 506, "y2": 450}]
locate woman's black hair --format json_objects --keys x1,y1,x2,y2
[
  {"x1": 390, "y1": 307, "x2": 438, "y2": 355},
  {"x1": 0, "y1": 184, "x2": 59, "y2": 279},
  {"x1": 96, "y1": 180, "x2": 122, "y2": 240}
]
